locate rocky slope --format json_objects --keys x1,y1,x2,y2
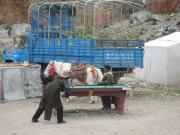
[
  {"x1": 0, "y1": 0, "x2": 30, "y2": 25},
  {"x1": 96, "y1": 10, "x2": 180, "y2": 41}
]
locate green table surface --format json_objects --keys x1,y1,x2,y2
[{"x1": 70, "y1": 84, "x2": 132, "y2": 90}]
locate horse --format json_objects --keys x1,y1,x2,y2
[{"x1": 43, "y1": 60, "x2": 103, "y2": 103}]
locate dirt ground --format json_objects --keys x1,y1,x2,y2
[{"x1": 0, "y1": 90, "x2": 180, "y2": 135}]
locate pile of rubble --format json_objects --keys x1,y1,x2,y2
[
  {"x1": 0, "y1": 23, "x2": 30, "y2": 52},
  {"x1": 118, "y1": 71, "x2": 180, "y2": 91}
]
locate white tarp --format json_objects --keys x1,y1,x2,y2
[
  {"x1": 1, "y1": 64, "x2": 43, "y2": 100},
  {"x1": 22, "y1": 65, "x2": 43, "y2": 98},
  {"x1": 3, "y1": 68, "x2": 26, "y2": 100},
  {"x1": 135, "y1": 32, "x2": 180, "y2": 87}
]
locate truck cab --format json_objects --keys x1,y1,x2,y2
[{"x1": 2, "y1": 36, "x2": 29, "y2": 63}]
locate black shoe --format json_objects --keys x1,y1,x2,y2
[
  {"x1": 57, "y1": 120, "x2": 66, "y2": 124},
  {"x1": 32, "y1": 119, "x2": 39, "y2": 123},
  {"x1": 101, "y1": 107, "x2": 111, "y2": 111}
]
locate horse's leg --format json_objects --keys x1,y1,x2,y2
[
  {"x1": 89, "y1": 96, "x2": 97, "y2": 104},
  {"x1": 87, "y1": 67, "x2": 100, "y2": 104},
  {"x1": 64, "y1": 96, "x2": 72, "y2": 103}
]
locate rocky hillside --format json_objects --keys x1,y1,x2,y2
[
  {"x1": 0, "y1": 0, "x2": 179, "y2": 26},
  {"x1": 96, "y1": 10, "x2": 180, "y2": 41},
  {"x1": 0, "y1": 0, "x2": 30, "y2": 25},
  {"x1": 0, "y1": 0, "x2": 179, "y2": 42}
]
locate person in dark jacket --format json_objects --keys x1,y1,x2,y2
[
  {"x1": 98, "y1": 65, "x2": 115, "y2": 110},
  {"x1": 32, "y1": 74, "x2": 67, "y2": 124}
]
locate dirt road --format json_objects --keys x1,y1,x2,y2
[{"x1": 0, "y1": 92, "x2": 180, "y2": 135}]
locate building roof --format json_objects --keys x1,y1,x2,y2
[{"x1": 145, "y1": 32, "x2": 180, "y2": 47}]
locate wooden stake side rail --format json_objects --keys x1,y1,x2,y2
[{"x1": 69, "y1": 85, "x2": 131, "y2": 113}]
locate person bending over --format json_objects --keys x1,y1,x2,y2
[{"x1": 32, "y1": 74, "x2": 67, "y2": 124}]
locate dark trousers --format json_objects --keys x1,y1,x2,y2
[
  {"x1": 101, "y1": 96, "x2": 115, "y2": 109},
  {"x1": 32, "y1": 107, "x2": 44, "y2": 120},
  {"x1": 32, "y1": 107, "x2": 64, "y2": 123}
]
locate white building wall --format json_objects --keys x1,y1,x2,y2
[
  {"x1": 166, "y1": 43, "x2": 180, "y2": 86},
  {"x1": 144, "y1": 45, "x2": 167, "y2": 85},
  {"x1": 135, "y1": 32, "x2": 180, "y2": 86}
]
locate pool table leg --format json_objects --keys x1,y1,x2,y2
[{"x1": 114, "y1": 91, "x2": 126, "y2": 113}]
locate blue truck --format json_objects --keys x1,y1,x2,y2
[{"x1": 2, "y1": 2, "x2": 144, "y2": 78}]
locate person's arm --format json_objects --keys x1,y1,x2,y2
[{"x1": 98, "y1": 74, "x2": 112, "y2": 85}]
